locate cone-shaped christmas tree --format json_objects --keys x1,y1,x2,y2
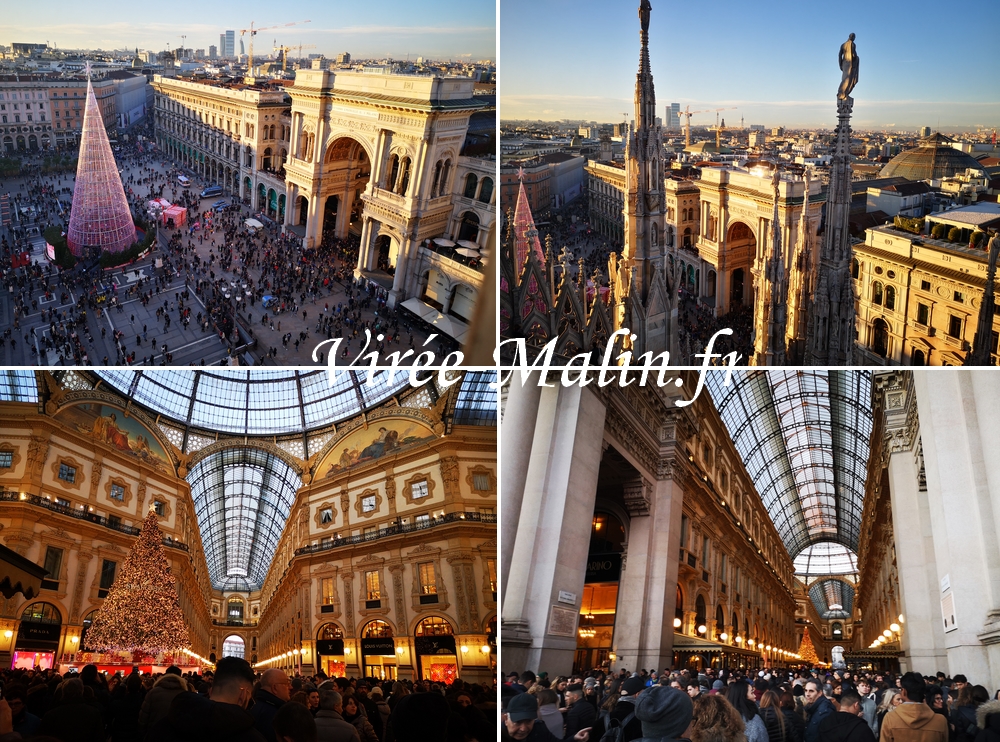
[
  {"x1": 67, "y1": 65, "x2": 136, "y2": 257},
  {"x1": 513, "y1": 168, "x2": 546, "y2": 270},
  {"x1": 798, "y1": 630, "x2": 821, "y2": 666},
  {"x1": 85, "y1": 508, "x2": 191, "y2": 655}
]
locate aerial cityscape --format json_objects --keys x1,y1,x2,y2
[
  {"x1": 499, "y1": 1, "x2": 1000, "y2": 366},
  {"x1": 0, "y1": 5, "x2": 496, "y2": 366}
]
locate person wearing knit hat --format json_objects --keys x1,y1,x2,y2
[
  {"x1": 711, "y1": 680, "x2": 725, "y2": 694},
  {"x1": 634, "y1": 685, "x2": 693, "y2": 742},
  {"x1": 589, "y1": 676, "x2": 647, "y2": 742},
  {"x1": 502, "y1": 693, "x2": 593, "y2": 741}
]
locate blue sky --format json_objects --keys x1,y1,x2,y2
[
  {"x1": 8, "y1": 0, "x2": 496, "y2": 61},
  {"x1": 501, "y1": 0, "x2": 1000, "y2": 129}
]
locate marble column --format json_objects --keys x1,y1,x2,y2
[
  {"x1": 499, "y1": 377, "x2": 543, "y2": 605},
  {"x1": 911, "y1": 371, "x2": 1000, "y2": 688},
  {"x1": 501, "y1": 384, "x2": 607, "y2": 675},
  {"x1": 612, "y1": 472, "x2": 684, "y2": 672}
]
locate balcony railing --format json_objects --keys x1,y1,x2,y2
[
  {"x1": 212, "y1": 619, "x2": 257, "y2": 627},
  {"x1": 0, "y1": 491, "x2": 189, "y2": 551},
  {"x1": 295, "y1": 511, "x2": 496, "y2": 556}
]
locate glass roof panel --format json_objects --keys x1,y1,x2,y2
[
  {"x1": 706, "y1": 370, "x2": 872, "y2": 559},
  {"x1": 453, "y1": 370, "x2": 498, "y2": 426},
  {"x1": 0, "y1": 370, "x2": 38, "y2": 402},
  {"x1": 188, "y1": 447, "x2": 302, "y2": 591},
  {"x1": 95, "y1": 370, "x2": 410, "y2": 435},
  {"x1": 793, "y1": 541, "x2": 859, "y2": 576},
  {"x1": 808, "y1": 578, "x2": 855, "y2": 620}
]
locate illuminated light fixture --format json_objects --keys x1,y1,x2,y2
[
  {"x1": 719, "y1": 632, "x2": 728, "y2": 641},
  {"x1": 698, "y1": 625, "x2": 707, "y2": 635},
  {"x1": 608, "y1": 652, "x2": 616, "y2": 661},
  {"x1": 829, "y1": 603, "x2": 843, "y2": 611},
  {"x1": 883, "y1": 629, "x2": 892, "y2": 638},
  {"x1": 4, "y1": 630, "x2": 12, "y2": 639},
  {"x1": 898, "y1": 614, "x2": 905, "y2": 623},
  {"x1": 748, "y1": 639, "x2": 755, "y2": 647},
  {"x1": 593, "y1": 519, "x2": 602, "y2": 531},
  {"x1": 460, "y1": 645, "x2": 469, "y2": 654},
  {"x1": 482, "y1": 645, "x2": 491, "y2": 655},
  {"x1": 890, "y1": 623, "x2": 900, "y2": 633},
  {"x1": 735, "y1": 636, "x2": 743, "y2": 644},
  {"x1": 673, "y1": 618, "x2": 682, "y2": 628},
  {"x1": 765, "y1": 645, "x2": 772, "y2": 651},
  {"x1": 345, "y1": 647, "x2": 352, "y2": 655},
  {"x1": 70, "y1": 636, "x2": 79, "y2": 643},
  {"x1": 292, "y1": 649, "x2": 299, "y2": 655},
  {"x1": 396, "y1": 647, "x2": 405, "y2": 655}
]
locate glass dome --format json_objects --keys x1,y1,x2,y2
[{"x1": 96, "y1": 369, "x2": 411, "y2": 435}]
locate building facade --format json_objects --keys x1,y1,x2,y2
[{"x1": 0, "y1": 370, "x2": 496, "y2": 682}]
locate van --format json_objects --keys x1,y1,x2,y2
[
  {"x1": 201, "y1": 185, "x2": 223, "y2": 198},
  {"x1": 177, "y1": 175, "x2": 191, "y2": 187}
]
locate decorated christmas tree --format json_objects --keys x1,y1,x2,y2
[
  {"x1": 798, "y1": 630, "x2": 821, "y2": 666},
  {"x1": 85, "y1": 508, "x2": 191, "y2": 655}
]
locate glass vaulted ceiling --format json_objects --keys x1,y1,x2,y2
[
  {"x1": 187, "y1": 448, "x2": 301, "y2": 591},
  {"x1": 808, "y1": 579, "x2": 855, "y2": 620},
  {"x1": 97, "y1": 369, "x2": 411, "y2": 435},
  {"x1": 705, "y1": 370, "x2": 873, "y2": 560}
]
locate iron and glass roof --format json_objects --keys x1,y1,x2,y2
[
  {"x1": 808, "y1": 578, "x2": 855, "y2": 620},
  {"x1": 96, "y1": 369, "x2": 411, "y2": 435},
  {"x1": 0, "y1": 370, "x2": 39, "y2": 402},
  {"x1": 706, "y1": 370, "x2": 873, "y2": 560},
  {"x1": 187, "y1": 447, "x2": 302, "y2": 591},
  {"x1": 793, "y1": 541, "x2": 858, "y2": 576}
]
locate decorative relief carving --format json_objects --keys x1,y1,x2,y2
[
  {"x1": 89, "y1": 460, "x2": 103, "y2": 500},
  {"x1": 438, "y1": 457, "x2": 460, "y2": 499},
  {"x1": 622, "y1": 476, "x2": 651, "y2": 517},
  {"x1": 26, "y1": 436, "x2": 49, "y2": 479}
]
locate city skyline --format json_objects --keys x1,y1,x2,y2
[
  {"x1": 7, "y1": 0, "x2": 496, "y2": 62},
  {"x1": 501, "y1": 0, "x2": 999, "y2": 130}
]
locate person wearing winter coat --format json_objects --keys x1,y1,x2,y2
[
  {"x1": 973, "y1": 698, "x2": 1000, "y2": 742},
  {"x1": 726, "y1": 680, "x2": 769, "y2": 742},
  {"x1": 369, "y1": 686, "x2": 391, "y2": 736},
  {"x1": 761, "y1": 690, "x2": 794, "y2": 742},
  {"x1": 817, "y1": 691, "x2": 877, "y2": 742},
  {"x1": 139, "y1": 672, "x2": 189, "y2": 736},
  {"x1": 805, "y1": 681, "x2": 839, "y2": 742},
  {"x1": 880, "y1": 674, "x2": 948, "y2": 742},
  {"x1": 314, "y1": 690, "x2": 362, "y2": 742},
  {"x1": 343, "y1": 695, "x2": 380, "y2": 742},
  {"x1": 954, "y1": 686, "x2": 990, "y2": 742}
]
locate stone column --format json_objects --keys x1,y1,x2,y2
[
  {"x1": 304, "y1": 195, "x2": 323, "y2": 249},
  {"x1": 499, "y1": 376, "x2": 543, "y2": 604},
  {"x1": 389, "y1": 237, "x2": 413, "y2": 308},
  {"x1": 911, "y1": 371, "x2": 1000, "y2": 689},
  {"x1": 501, "y1": 384, "x2": 607, "y2": 675},
  {"x1": 612, "y1": 469, "x2": 684, "y2": 672}
]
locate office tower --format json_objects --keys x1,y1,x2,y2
[{"x1": 668, "y1": 102, "x2": 680, "y2": 130}]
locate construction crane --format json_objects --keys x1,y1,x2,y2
[
  {"x1": 178, "y1": 35, "x2": 186, "y2": 61},
  {"x1": 680, "y1": 105, "x2": 737, "y2": 148},
  {"x1": 273, "y1": 42, "x2": 316, "y2": 72},
  {"x1": 710, "y1": 112, "x2": 739, "y2": 149},
  {"x1": 240, "y1": 20, "x2": 311, "y2": 79}
]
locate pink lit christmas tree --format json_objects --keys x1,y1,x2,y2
[
  {"x1": 512, "y1": 167, "x2": 546, "y2": 270},
  {"x1": 67, "y1": 63, "x2": 136, "y2": 256}
]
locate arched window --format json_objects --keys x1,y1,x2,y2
[
  {"x1": 478, "y1": 177, "x2": 494, "y2": 203},
  {"x1": 683, "y1": 227, "x2": 692, "y2": 248},
  {"x1": 318, "y1": 624, "x2": 344, "y2": 640},
  {"x1": 362, "y1": 620, "x2": 393, "y2": 638},
  {"x1": 885, "y1": 285, "x2": 896, "y2": 311},
  {"x1": 851, "y1": 258, "x2": 860, "y2": 279},
  {"x1": 715, "y1": 605, "x2": 725, "y2": 640},
  {"x1": 439, "y1": 160, "x2": 452, "y2": 197},
  {"x1": 464, "y1": 173, "x2": 478, "y2": 199},
  {"x1": 872, "y1": 318, "x2": 890, "y2": 357},
  {"x1": 21, "y1": 602, "x2": 61, "y2": 624},
  {"x1": 912, "y1": 348, "x2": 925, "y2": 365},
  {"x1": 872, "y1": 281, "x2": 883, "y2": 305},
  {"x1": 695, "y1": 594, "x2": 707, "y2": 632},
  {"x1": 262, "y1": 147, "x2": 272, "y2": 171},
  {"x1": 415, "y1": 617, "x2": 454, "y2": 636},
  {"x1": 386, "y1": 154, "x2": 399, "y2": 190},
  {"x1": 431, "y1": 160, "x2": 443, "y2": 196},
  {"x1": 398, "y1": 157, "x2": 411, "y2": 195},
  {"x1": 458, "y1": 211, "x2": 480, "y2": 242}
]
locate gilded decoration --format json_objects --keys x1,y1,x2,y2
[
  {"x1": 54, "y1": 402, "x2": 171, "y2": 473},
  {"x1": 353, "y1": 488, "x2": 383, "y2": 520},
  {"x1": 103, "y1": 477, "x2": 133, "y2": 509},
  {"x1": 320, "y1": 416, "x2": 436, "y2": 478},
  {"x1": 464, "y1": 465, "x2": 497, "y2": 499},
  {"x1": 401, "y1": 473, "x2": 436, "y2": 507}
]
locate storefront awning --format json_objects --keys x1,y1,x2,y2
[
  {"x1": 0, "y1": 543, "x2": 47, "y2": 600},
  {"x1": 672, "y1": 634, "x2": 763, "y2": 657},
  {"x1": 400, "y1": 298, "x2": 469, "y2": 345}
]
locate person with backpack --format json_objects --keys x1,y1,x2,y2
[{"x1": 591, "y1": 677, "x2": 646, "y2": 742}]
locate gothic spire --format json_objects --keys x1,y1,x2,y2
[
  {"x1": 512, "y1": 167, "x2": 545, "y2": 273},
  {"x1": 635, "y1": 0, "x2": 656, "y2": 131},
  {"x1": 762, "y1": 169, "x2": 788, "y2": 365}
]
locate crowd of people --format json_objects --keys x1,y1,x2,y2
[
  {"x1": 0, "y1": 658, "x2": 495, "y2": 742},
  {"x1": 501, "y1": 667, "x2": 1000, "y2": 742},
  {"x1": 0, "y1": 122, "x2": 453, "y2": 366}
]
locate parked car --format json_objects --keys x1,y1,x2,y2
[{"x1": 212, "y1": 200, "x2": 230, "y2": 212}]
